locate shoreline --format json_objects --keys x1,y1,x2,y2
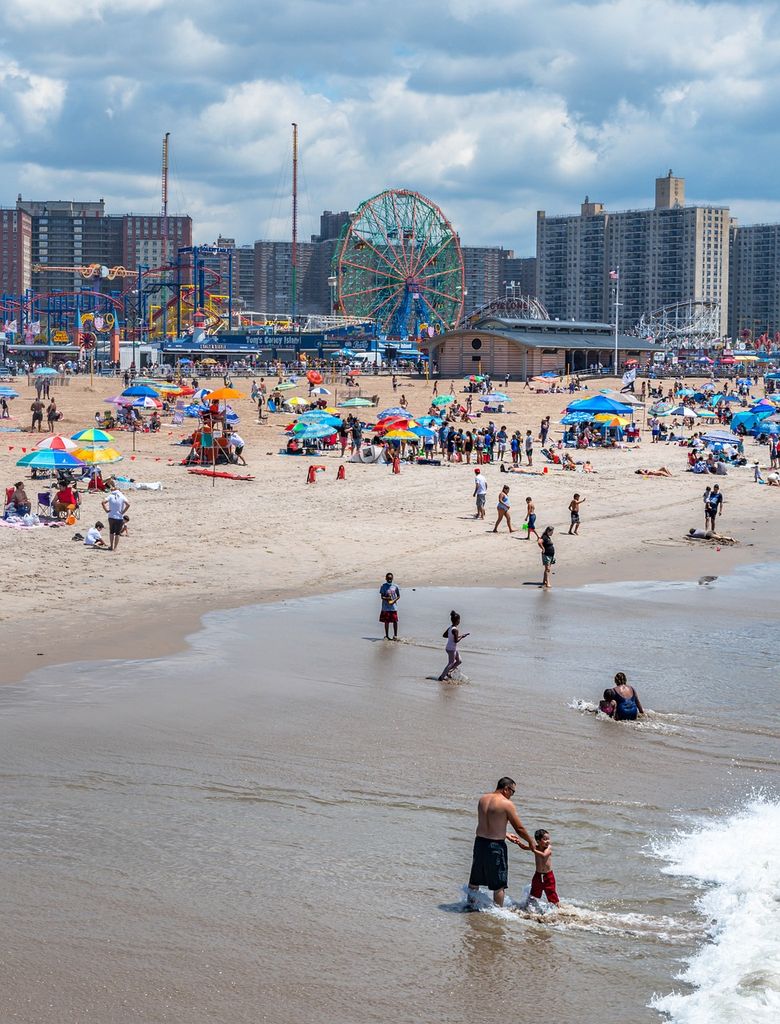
[
  {"x1": 2, "y1": 534, "x2": 771, "y2": 687},
  {"x1": 3, "y1": 371, "x2": 776, "y2": 687}
]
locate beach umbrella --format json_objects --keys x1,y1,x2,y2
[
  {"x1": 179, "y1": 358, "x2": 193, "y2": 365},
  {"x1": 383, "y1": 429, "x2": 420, "y2": 440},
  {"x1": 310, "y1": 386, "x2": 331, "y2": 396},
  {"x1": 105, "y1": 395, "x2": 135, "y2": 406},
  {"x1": 347, "y1": 369, "x2": 361, "y2": 376},
  {"x1": 761, "y1": 413, "x2": 780, "y2": 424},
  {"x1": 700, "y1": 382, "x2": 717, "y2": 391},
  {"x1": 735, "y1": 354, "x2": 759, "y2": 361},
  {"x1": 72, "y1": 445, "x2": 123, "y2": 464},
  {"x1": 292, "y1": 422, "x2": 336, "y2": 440},
  {"x1": 378, "y1": 407, "x2": 408, "y2": 419},
  {"x1": 416, "y1": 415, "x2": 442, "y2": 426},
  {"x1": 35, "y1": 434, "x2": 78, "y2": 452},
  {"x1": 206, "y1": 386, "x2": 246, "y2": 401},
  {"x1": 568, "y1": 395, "x2": 633, "y2": 415},
  {"x1": 339, "y1": 397, "x2": 374, "y2": 407},
  {"x1": 431, "y1": 395, "x2": 454, "y2": 407},
  {"x1": 601, "y1": 388, "x2": 644, "y2": 406},
  {"x1": 479, "y1": 392, "x2": 510, "y2": 403},
  {"x1": 410, "y1": 425, "x2": 436, "y2": 439},
  {"x1": 593, "y1": 414, "x2": 629, "y2": 426},
  {"x1": 465, "y1": 374, "x2": 485, "y2": 382},
  {"x1": 132, "y1": 396, "x2": 163, "y2": 409},
  {"x1": 285, "y1": 396, "x2": 309, "y2": 407},
  {"x1": 297, "y1": 409, "x2": 341, "y2": 420},
  {"x1": 201, "y1": 358, "x2": 218, "y2": 366},
  {"x1": 702, "y1": 430, "x2": 742, "y2": 445},
  {"x1": 0, "y1": 387, "x2": 19, "y2": 398},
  {"x1": 697, "y1": 410, "x2": 717, "y2": 418},
  {"x1": 33, "y1": 367, "x2": 59, "y2": 376},
  {"x1": 276, "y1": 381, "x2": 298, "y2": 391},
  {"x1": 306, "y1": 370, "x2": 323, "y2": 385},
  {"x1": 122, "y1": 385, "x2": 159, "y2": 398},
  {"x1": 560, "y1": 412, "x2": 592, "y2": 425},
  {"x1": 72, "y1": 428, "x2": 115, "y2": 443},
  {"x1": 16, "y1": 449, "x2": 85, "y2": 469}
]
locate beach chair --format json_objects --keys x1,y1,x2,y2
[
  {"x1": 3, "y1": 486, "x2": 14, "y2": 518},
  {"x1": 268, "y1": 399, "x2": 277, "y2": 413},
  {"x1": 36, "y1": 491, "x2": 53, "y2": 516}
]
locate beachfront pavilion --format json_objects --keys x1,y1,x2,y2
[{"x1": 427, "y1": 317, "x2": 661, "y2": 380}]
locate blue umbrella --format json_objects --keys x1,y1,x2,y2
[
  {"x1": 411, "y1": 425, "x2": 436, "y2": 439},
  {"x1": 479, "y1": 392, "x2": 510, "y2": 403},
  {"x1": 567, "y1": 396, "x2": 633, "y2": 415},
  {"x1": 561, "y1": 412, "x2": 592, "y2": 425},
  {"x1": 293, "y1": 423, "x2": 336, "y2": 440},
  {"x1": 0, "y1": 388, "x2": 19, "y2": 398},
  {"x1": 16, "y1": 449, "x2": 86, "y2": 469},
  {"x1": 297, "y1": 415, "x2": 342, "y2": 428},
  {"x1": 378, "y1": 407, "x2": 408, "y2": 419},
  {"x1": 33, "y1": 367, "x2": 58, "y2": 376},
  {"x1": 416, "y1": 415, "x2": 442, "y2": 426},
  {"x1": 122, "y1": 385, "x2": 159, "y2": 398}
]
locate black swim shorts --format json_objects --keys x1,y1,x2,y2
[
  {"x1": 108, "y1": 517, "x2": 124, "y2": 537},
  {"x1": 468, "y1": 836, "x2": 508, "y2": 892}
]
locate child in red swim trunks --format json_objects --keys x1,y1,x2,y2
[{"x1": 510, "y1": 828, "x2": 559, "y2": 905}]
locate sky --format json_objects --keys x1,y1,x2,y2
[{"x1": 2, "y1": 0, "x2": 780, "y2": 253}]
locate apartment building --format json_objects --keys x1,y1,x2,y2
[
  {"x1": 728, "y1": 222, "x2": 780, "y2": 340},
  {"x1": 537, "y1": 174, "x2": 731, "y2": 336}
]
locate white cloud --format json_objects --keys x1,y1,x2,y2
[{"x1": 0, "y1": 59, "x2": 66, "y2": 130}]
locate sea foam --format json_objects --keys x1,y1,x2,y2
[{"x1": 650, "y1": 797, "x2": 780, "y2": 1023}]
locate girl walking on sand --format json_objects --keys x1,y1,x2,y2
[{"x1": 439, "y1": 611, "x2": 469, "y2": 681}]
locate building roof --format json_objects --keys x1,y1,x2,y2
[{"x1": 434, "y1": 317, "x2": 660, "y2": 352}]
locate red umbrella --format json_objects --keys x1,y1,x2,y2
[
  {"x1": 347, "y1": 369, "x2": 361, "y2": 376},
  {"x1": 307, "y1": 370, "x2": 323, "y2": 385}
]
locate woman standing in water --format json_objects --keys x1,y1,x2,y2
[{"x1": 439, "y1": 611, "x2": 469, "y2": 681}]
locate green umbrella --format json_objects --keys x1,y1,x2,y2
[
  {"x1": 431, "y1": 395, "x2": 454, "y2": 406},
  {"x1": 339, "y1": 397, "x2": 374, "y2": 407}
]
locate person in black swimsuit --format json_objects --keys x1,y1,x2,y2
[{"x1": 539, "y1": 526, "x2": 555, "y2": 588}]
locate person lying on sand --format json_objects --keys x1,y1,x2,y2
[
  {"x1": 687, "y1": 528, "x2": 736, "y2": 544},
  {"x1": 635, "y1": 467, "x2": 673, "y2": 477}
]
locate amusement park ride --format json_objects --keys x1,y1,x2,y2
[{"x1": 0, "y1": 128, "x2": 472, "y2": 362}]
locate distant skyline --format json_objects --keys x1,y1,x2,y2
[{"x1": 3, "y1": 0, "x2": 780, "y2": 253}]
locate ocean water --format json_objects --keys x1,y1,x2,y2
[{"x1": 0, "y1": 567, "x2": 777, "y2": 1024}]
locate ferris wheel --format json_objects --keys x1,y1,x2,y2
[{"x1": 333, "y1": 188, "x2": 465, "y2": 338}]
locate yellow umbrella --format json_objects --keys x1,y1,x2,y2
[
  {"x1": 734, "y1": 354, "x2": 759, "y2": 362},
  {"x1": 201, "y1": 358, "x2": 218, "y2": 366},
  {"x1": 206, "y1": 386, "x2": 246, "y2": 401},
  {"x1": 285, "y1": 396, "x2": 309, "y2": 407},
  {"x1": 383, "y1": 429, "x2": 420, "y2": 440},
  {"x1": 72, "y1": 446, "x2": 123, "y2": 464},
  {"x1": 593, "y1": 414, "x2": 629, "y2": 427}
]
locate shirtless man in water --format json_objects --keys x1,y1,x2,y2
[{"x1": 467, "y1": 777, "x2": 538, "y2": 907}]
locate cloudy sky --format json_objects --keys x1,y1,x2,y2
[{"x1": 2, "y1": 0, "x2": 780, "y2": 253}]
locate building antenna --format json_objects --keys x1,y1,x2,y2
[
  {"x1": 161, "y1": 132, "x2": 170, "y2": 265},
  {"x1": 291, "y1": 122, "x2": 298, "y2": 320}
]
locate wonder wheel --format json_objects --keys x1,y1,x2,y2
[{"x1": 333, "y1": 188, "x2": 465, "y2": 338}]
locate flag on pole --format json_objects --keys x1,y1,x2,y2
[{"x1": 609, "y1": 269, "x2": 619, "y2": 281}]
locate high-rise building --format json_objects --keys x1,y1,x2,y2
[
  {"x1": 461, "y1": 246, "x2": 514, "y2": 315},
  {"x1": 501, "y1": 256, "x2": 537, "y2": 297},
  {"x1": 536, "y1": 175, "x2": 731, "y2": 335},
  {"x1": 15, "y1": 196, "x2": 192, "y2": 296},
  {"x1": 728, "y1": 222, "x2": 780, "y2": 341},
  {"x1": 311, "y1": 210, "x2": 349, "y2": 243},
  {"x1": 236, "y1": 245, "x2": 255, "y2": 308},
  {"x1": 253, "y1": 240, "x2": 331, "y2": 315},
  {"x1": 0, "y1": 207, "x2": 32, "y2": 295}
]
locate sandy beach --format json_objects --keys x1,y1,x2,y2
[{"x1": 1, "y1": 371, "x2": 776, "y2": 682}]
